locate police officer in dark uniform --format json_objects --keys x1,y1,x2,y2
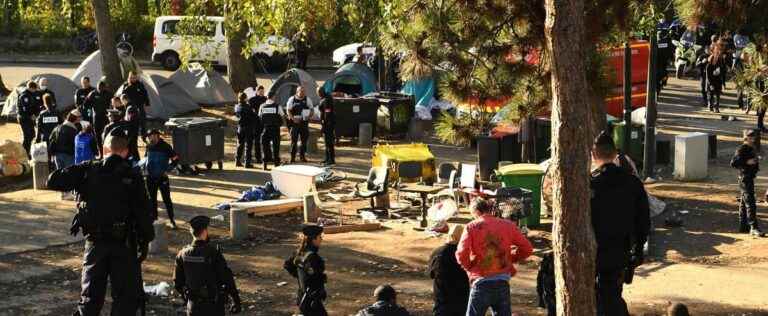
[
  {"x1": 17, "y1": 81, "x2": 43, "y2": 158},
  {"x1": 248, "y1": 86, "x2": 267, "y2": 164},
  {"x1": 83, "y1": 80, "x2": 111, "y2": 151},
  {"x1": 103, "y1": 109, "x2": 129, "y2": 141},
  {"x1": 259, "y1": 90, "x2": 284, "y2": 170},
  {"x1": 174, "y1": 216, "x2": 243, "y2": 315},
  {"x1": 38, "y1": 77, "x2": 57, "y2": 110},
  {"x1": 47, "y1": 129, "x2": 155, "y2": 316},
  {"x1": 590, "y1": 131, "x2": 650, "y2": 316},
  {"x1": 730, "y1": 130, "x2": 765, "y2": 237},
  {"x1": 35, "y1": 93, "x2": 60, "y2": 146},
  {"x1": 235, "y1": 92, "x2": 257, "y2": 168},
  {"x1": 119, "y1": 72, "x2": 150, "y2": 137},
  {"x1": 284, "y1": 224, "x2": 328, "y2": 316},
  {"x1": 317, "y1": 87, "x2": 335, "y2": 165},
  {"x1": 75, "y1": 76, "x2": 95, "y2": 112},
  {"x1": 286, "y1": 86, "x2": 313, "y2": 163}
]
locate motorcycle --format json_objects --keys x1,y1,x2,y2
[{"x1": 672, "y1": 30, "x2": 702, "y2": 79}]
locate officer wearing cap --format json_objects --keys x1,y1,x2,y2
[
  {"x1": 590, "y1": 130, "x2": 650, "y2": 316},
  {"x1": 259, "y1": 89, "x2": 285, "y2": 170},
  {"x1": 730, "y1": 130, "x2": 765, "y2": 237},
  {"x1": 284, "y1": 224, "x2": 328, "y2": 316},
  {"x1": 17, "y1": 80, "x2": 43, "y2": 157},
  {"x1": 47, "y1": 128, "x2": 155, "y2": 315},
  {"x1": 174, "y1": 215, "x2": 243, "y2": 315}
]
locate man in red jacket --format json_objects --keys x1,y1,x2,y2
[{"x1": 456, "y1": 198, "x2": 533, "y2": 316}]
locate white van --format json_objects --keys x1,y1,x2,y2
[{"x1": 151, "y1": 16, "x2": 292, "y2": 71}]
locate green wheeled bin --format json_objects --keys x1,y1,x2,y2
[
  {"x1": 496, "y1": 163, "x2": 545, "y2": 227},
  {"x1": 611, "y1": 121, "x2": 645, "y2": 167}
]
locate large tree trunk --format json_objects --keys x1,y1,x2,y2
[
  {"x1": 91, "y1": 0, "x2": 123, "y2": 91},
  {"x1": 224, "y1": 3, "x2": 256, "y2": 92},
  {"x1": 544, "y1": 0, "x2": 597, "y2": 315}
]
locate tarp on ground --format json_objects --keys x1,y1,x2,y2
[
  {"x1": 1, "y1": 74, "x2": 78, "y2": 117},
  {"x1": 115, "y1": 72, "x2": 165, "y2": 119},
  {"x1": 149, "y1": 74, "x2": 200, "y2": 119},
  {"x1": 169, "y1": 64, "x2": 236, "y2": 106},
  {"x1": 268, "y1": 68, "x2": 320, "y2": 107},
  {"x1": 322, "y1": 63, "x2": 377, "y2": 96},
  {"x1": 70, "y1": 50, "x2": 141, "y2": 84}
]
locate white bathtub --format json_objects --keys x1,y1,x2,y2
[{"x1": 270, "y1": 165, "x2": 325, "y2": 198}]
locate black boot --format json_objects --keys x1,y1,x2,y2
[
  {"x1": 739, "y1": 222, "x2": 750, "y2": 233},
  {"x1": 236, "y1": 160, "x2": 243, "y2": 167}
]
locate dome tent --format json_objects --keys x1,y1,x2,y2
[
  {"x1": 115, "y1": 72, "x2": 164, "y2": 119},
  {"x1": 70, "y1": 50, "x2": 141, "y2": 85},
  {"x1": 169, "y1": 63, "x2": 236, "y2": 106},
  {"x1": 268, "y1": 68, "x2": 320, "y2": 107},
  {"x1": 1, "y1": 74, "x2": 78, "y2": 118},
  {"x1": 149, "y1": 74, "x2": 200, "y2": 119},
  {"x1": 321, "y1": 63, "x2": 378, "y2": 96}
]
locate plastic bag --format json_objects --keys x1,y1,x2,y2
[
  {"x1": 31, "y1": 142, "x2": 48, "y2": 163},
  {"x1": 143, "y1": 282, "x2": 171, "y2": 297}
]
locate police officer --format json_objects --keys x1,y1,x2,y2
[
  {"x1": 286, "y1": 86, "x2": 313, "y2": 163},
  {"x1": 47, "y1": 129, "x2": 155, "y2": 316},
  {"x1": 235, "y1": 92, "x2": 257, "y2": 168},
  {"x1": 730, "y1": 130, "x2": 765, "y2": 237},
  {"x1": 174, "y1": 216, "x2": 243, "y2": 315},
  {"x1": 38, "y1": 77, "x2": 57, "y2": 110},
  {"x1": 284, "y1": 224, "x2": 328, "y2": 316},
  {"x1": 590, "y1": 131, "x2": 650, "y2": 316},
  {"x1": 35, "y1": 94, "x2": 60, "y2": 146},
  {"x1": 119, "y1": 71, "x2": 150, "y2": 137},
  {"x1": 17, "y1": 81, "x2": 43, "y2": 157},
  {"x1": 83, "y1": 80, "x2": 111, "y2": 151},
  {"x1": 103, "y1": 109, "x2": 129, "y2": 142},
  {"x1": 259, "y1": 90, "x2": 284, "y2": 170},
  {"x1": 317, "y1": 87, "x2": 335, "y2": 165},
  {"x1": 145, "y1": 129, "x2": 180, "y2": 229},
  {"x1": 75, "y1": 76, "x2": 95, "y2": 112},
  {"x1": 248, "y1": 86, "x2": 267, "y2": 164},
  {"x1": 292, "y1": 30, "x2": 309, "y2": 69}
]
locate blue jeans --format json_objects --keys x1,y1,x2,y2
[
  {"x1": 54, "y1": 153, "x2": 74, "y2": 170},
  {"x1": 466, "y1": 279, "x2": 511, "y2": 316}
]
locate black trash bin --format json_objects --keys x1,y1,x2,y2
[
  {"x1": 333, "y1": 97, "x2": 379, "y2": 138},
  {"x1": 477, "y1": 135, "x2": 500, "y2": 181},
  {"x1": 165, "y1": 117, "x2": 226, "y2": 170},
  {"x1": 369, "y1": 92, "x2": 415, "y2": 135}
]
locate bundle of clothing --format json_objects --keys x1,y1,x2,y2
[{"x1": 215, "y1": 181, "x2": 281, "y2": 210}]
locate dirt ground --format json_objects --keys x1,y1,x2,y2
[{"x1": 1, "y1": 66, "x2": 768, "y2": 315}]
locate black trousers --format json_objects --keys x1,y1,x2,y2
[
  {"x1": 147, "y1": 175, "x2": 174, "y2": 222},
  {"x1": 758, "y1": 108, "x2": 766, "y2": 130},
  {"x1": 128, "y1": 137, "x2": 140, "y2": 161},
  {"x1": 290, "y1": 124, "x2": 309, "y2": 161},
  {"x1": 739, "y1": 177, "x2": 759, "y2": 228},
  {"x1": 322, "y1": 127, "x2": 335, "y2": 163},
  {"x1": 699, "y1": 72, "x2": 708, "y2": 105},
  {"x1": 261, "y1": 126, "x2": 281, "y2": 164},
  {"x1": 708, "y1": 84, "x2": 721, "y2": 111},
  {"x1": 18, "y1": 117, "x2": 35, "y2": 158},
  {"x1": 253, "y1": 124, "x2": 263, "y2": 162},
  {"x1": 76, "y1": 239, "x2": 141, "y2": 316},
  {"x1": 596, "y1": 268, "x2": 629, "y2": 316},
  {"x1": 299, "y1": 299, "x2": 327, "y2": 316},
  {"x1": 187, "y1": 299, "x2": 225, "y2": 316},
  {"x1": 236, "y1": 128, "x2": 255, "y2": 165},
  {"x1": 296, "y1": 51, "x2": 308, "y2": 69}
]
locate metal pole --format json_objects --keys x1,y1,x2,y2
[
  {"x1": 623, "y1": 41, "x2": 633, "y2": 154},
  {"x1": 644, "y1": 35, "x2": 658, "y2": 179}
]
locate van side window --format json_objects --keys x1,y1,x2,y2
[{"x1": 162, "y1": 21, "x2": 178, "y2": 34}]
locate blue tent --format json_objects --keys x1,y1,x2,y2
[
  {"x1": 400, "y1": 77, "x2": 436, "y2": 108},
  {"x1": 322, "y1": 63, "x2": 378, "y2": 96}
]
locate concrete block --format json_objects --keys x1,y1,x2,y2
[
  {"x1": 358, "y1": 123, "x2": 373, "y2": 147},
  {"x1": 230, "y1": 209, "x2": 248, "y2": 240},
  {"x1": 674, "y1": 132, "x2": 708, "y2": 180},
  {"x1": 307, "y1": 130, "x2": 319, "y2": 154},
  {"x1": 149, "y1": 221, "x2": 167, "y2": 255},
  {"x1": 303, "y1": 193, "x2": 320, "y2": 223},
  {"x1": 33, "y1": 161, "x2": 49, "y2": 190}
]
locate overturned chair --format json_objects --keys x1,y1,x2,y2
[{"x1": 355, "y1": 167, "x2": 390, "y2": 217}]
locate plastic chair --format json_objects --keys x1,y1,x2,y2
[
  {"x1": 395, "y1": 161, "x2": 423, "y2": 204},
  {"x1": 436, "y1": 162, "x2": 459, "y2": 184}
]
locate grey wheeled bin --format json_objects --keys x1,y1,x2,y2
[{"x1": 165, "y1": 117, "x2": 226, "y2": 171}]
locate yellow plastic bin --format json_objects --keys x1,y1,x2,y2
[
  {"x1": 372, "y1": 143, "x2": 436, "y2": 184},
  {"x1": 496, "y1": 163, "x2": 545, "y2": 227}
]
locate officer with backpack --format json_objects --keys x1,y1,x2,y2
[
  {"x1": 174, "y1": 215, "x2": 242, "y2": 315},
  {"x1": 259, "y1": 90, "x2": 284, "y2": 170},
  {"x1": 47, "y1": 129, "x2": 155, "y2": 316}
]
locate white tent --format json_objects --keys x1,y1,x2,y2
[
  {"x1": 1, "y1": 74, "x2": 78, "y2": 118},
  {"x1": 115, "y1": 73, "x2": 165, "y2": 119},
  {"x1": 169, "y1": 63, "x2": 236, "y2": 106},
  {"x1": 149, "y1": 74, "x2": 200, "y2": 119},
  {"x1": 71, "y1": 50, "x2": 141, "y2": 85}
]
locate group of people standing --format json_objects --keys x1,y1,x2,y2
[{"x1": 234, "y1": 85, "x2": 336, "y2": 170}]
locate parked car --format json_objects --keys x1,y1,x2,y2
[
  {"x1": 332, "y1": 42, "x2": 376, "y2": 67},
  {"x1": 152, "y1": 16, "x2": 292, "y2": 72}
]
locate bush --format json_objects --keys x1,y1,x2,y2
[{"x1": 16, "y1": 3, "x2": 75, "y2": 39}]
